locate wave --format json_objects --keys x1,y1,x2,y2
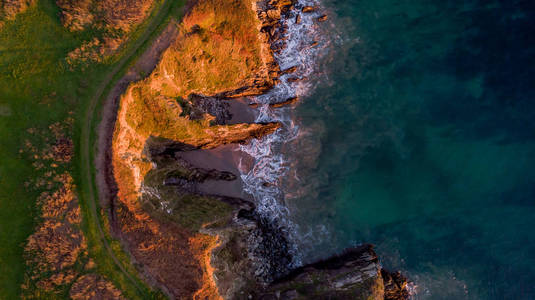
[{"x1": 239, "y1": 0, "x2": 328, "y2": 267}]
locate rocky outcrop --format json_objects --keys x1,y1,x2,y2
[
  {"x1": 256, "y1": 0, "x2": 295, "y2": 56},
  {"x1": 260, "y1": 245, "x2": 409, "y2": 300},
  {"x1": 106, "y1": 0, "x2": 293, "y2": 298},
  {"x1": 104, "y1": 0, "x2": 411, "y2": 299},
  {"x1": 209, "y1": 226, "x2": 410, "y2": 300},
  {"x1": 270, "y1": 97, "x2": 299, "y2": 108},
  {"x1": 382, "y1": 269, "x2": 410, "y2": 300},
  {"x1": 208, "y1": 210, "x2": 294, "y2": 299}
]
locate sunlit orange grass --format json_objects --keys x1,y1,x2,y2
[
  {"x1": 125, "y1": 84, "x2": 210, "y2": 138},
  {"x1": 153, "y1": 0, "x2": 264, "y2": 97},
  {"x1": 190, "y1": 234, "x2": 223, "y2": 300},
  {"x1": 112, "y1": 151, "x2": 149, "y2": 216}
]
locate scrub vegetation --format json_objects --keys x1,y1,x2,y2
[{"x1": 0, "y1": 0, "x2": 183, "y2": 298}]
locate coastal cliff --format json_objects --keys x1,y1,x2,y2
[
  {"x1": 105, "y1": 0, "x2": 410, "y2": 298},
  {"x1": 108, "y1": 0, "x2": 283, "y2": 297}
]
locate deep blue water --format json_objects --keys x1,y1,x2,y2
[{"x1": 287, "y1": 0, "x2": 535, "y2": 298}]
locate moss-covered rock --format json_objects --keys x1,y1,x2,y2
[{"x1": 140, "y1": 152, "x2": 237, "y2": 231}]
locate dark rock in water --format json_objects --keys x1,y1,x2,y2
[
  {"x1": 286, "y1": 76, "x2": 305, "y2": 83},
  {"x1": 302, "y1": 6, "x2": 316, "y2": 13},
  {"x1": 207, "y1": 207, "x2": 295, "y2": 299},
  {"x1": 382, "y1": 269, "x2": 410, "y2": 300},
  {"x1": 269, "y1": 97, "x2": 299, "y2": 108},
  {"x1": 257, "y1": 245, "x2": 410, "y2": 300},
  {"x1": 144, "y1": 139, "x2": 411, "y2": 299},
  {"x1": 317, "y1": 14, "x2": 328, "y2": 22},
  {"x1": 280, "y1": 66, "x2": 298, "y2": 75},
  {"x1": 237, "y1": 210, "x2": 294, "y2": 283}
]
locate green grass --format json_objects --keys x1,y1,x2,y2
[
  {"x1": 76, "y1": 0, "x2": 188, "y2": 298},
  {"x1": 0, "y1": 2, "x2": 93, "y2": 298},
  {"x1": 0, "y1": 0, "x2": 185, "y2": 298}
]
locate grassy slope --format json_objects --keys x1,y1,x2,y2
[
  {"x1": 77, "y1": 0, "x2": 186, "y2": 298},
  {"x1": 0, "y1": 2, "x2": 90, "y2": 297},
  {"x1": 161, "y1": 0, "x2": 264, "y2": 96},
  {"x1": 0, "y1": 0, "x2": 183, "y2": 298}
]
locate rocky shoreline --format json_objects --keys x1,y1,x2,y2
[{"x1": 97, "y1": 0, "x2": 411, "y2": 298}]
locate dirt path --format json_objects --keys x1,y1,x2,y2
[
  {"x1": 96, "y1": 20, "x2": 180, "y2": 214},
  {"x1": 79, "y1": 0, "x2": 182, "y2": 296}
]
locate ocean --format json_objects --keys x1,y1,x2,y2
[{"x1": 241, "y1": 0, "x2": 535, "y2": 298}]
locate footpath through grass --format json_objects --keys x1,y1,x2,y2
[
  {"x1": 0, "y1": 0, "x2": 184, "y2": 298},
  {"x1": 76, "y1": 0, "x2": 186, "y2": 298}
]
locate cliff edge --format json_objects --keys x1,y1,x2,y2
[{"x1": 104, "y1": 0, "x2": 411, "y2": 298}]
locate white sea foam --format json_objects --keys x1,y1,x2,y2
[{"x1": 239, "y1": 0, "x2": 327, "y2": 267}]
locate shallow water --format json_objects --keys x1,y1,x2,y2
[{"x1": 281, "y1": 0, "x2": 535, "y2": 298}]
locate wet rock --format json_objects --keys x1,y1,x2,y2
[
  {"x1": 301, "y1": 6, "x2": 316, "y2": 13},
  {"x1": 260, "y1": 245, "x2": 385, "y2": 299},
  {"x1": 267, "y1": 9, "x2": 281, "y2": 20},
  {"x1": 286, "y1": 77, "x2": 304, "y2": 83},
  {"x1": 269, "y1": 97, "x2": 299, "y2": 108},
  {"x1": 280, "y1": 65, "x2": 298, "y2": 75},
  {"x1": 239, "y1": 211, "x2": 294, "y2": 283},
  {"x1": 382, "y1": 269, "x2": 410, "y2": 300},
  {"x1": 318, "y1": 14, "x2": 328, "y2": 22}
]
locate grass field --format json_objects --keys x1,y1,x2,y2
[{"x1": 0, "y1": 0, "x2": 184, "y2": 298}]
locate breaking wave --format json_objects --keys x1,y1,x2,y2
[{"x1": 239, "y1": 0, "x2": 328, "y2": 267}]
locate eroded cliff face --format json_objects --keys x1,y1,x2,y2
[
  {"x1": 109, "y1": 0, "x2": 284, "y2": 298},
  {"x1": 108, "y1": 0, "x2": 410, "y2": 299}
]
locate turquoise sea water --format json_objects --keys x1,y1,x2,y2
[{"x1": 286, "y1": 0, "x2": 535, "y2": 298}]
